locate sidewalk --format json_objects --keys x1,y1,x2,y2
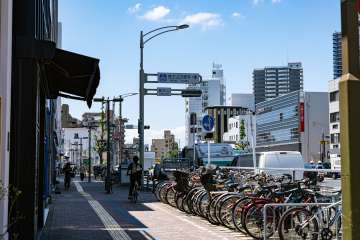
[{"x1": 41, "y1": 177, "x2": 249, "y2": 240}]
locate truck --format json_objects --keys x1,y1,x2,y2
[{"x1": 330, "y1": 152, "x2": 341, "y2": 179}]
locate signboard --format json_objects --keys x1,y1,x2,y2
[
  {"x1": 157, "y1": 87, "x2": 172, "y2": 96},
  {"x1": 202, "y1": 115, "x2": 215, "y2": 132},
  {"x1": 157, "y1": 72, "x2": 201, "y2": 84},
  {"x1": 299, "y1": 102, "x2": 305, "y2": 132}
]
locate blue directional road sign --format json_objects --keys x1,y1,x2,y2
[
  {"x1": 157, "y1": 72, "x2": 201, "y2": 84},
  {"x1": 202, "y1": 115, "x2": 215, "y2": 132}
]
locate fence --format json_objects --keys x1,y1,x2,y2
[
  {"x1": 162, "y1": 158, "x2": 192, "y2": 171},
  {"x1": 262, "y1": 201, "x2": 342, "y2": 239}
]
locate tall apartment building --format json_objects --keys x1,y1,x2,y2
[
  {"x1": 61, "y1": 104, "x2": 81, "y2": 128},
  {"x1": 151, "y1": 130, "x2": 178, "y2": 161},
  {"x1": 253, "y1": 62, "x2": 303, "y2": 104},
  {"x1": 185, "y1": 64, "x2": 226, "y2": 146},
  {"x1": 333, "y1": 32, "x2": 342, "y2": 79}
]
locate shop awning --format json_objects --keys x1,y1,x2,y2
[{"x1": 44, "y1": 48, "x2": 100, "y2": 107}]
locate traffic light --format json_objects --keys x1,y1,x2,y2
[
  {"x1": 144, "y1": 125, "x2": 150, "y2": 130},
  {"x1": 181, "y1": 89, "x2": 202, "y2": 97}
]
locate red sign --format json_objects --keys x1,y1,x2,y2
[
  {"x1": 358, "y1": 0, "x2": 360, "y2": 13},
  {"x1": 299, "y1": 102, "x2": 305, "y2": 132}
]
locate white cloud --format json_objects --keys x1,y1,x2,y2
[
  {"x1": 141, "y1": 5, "x2": 170, "y2": 21},
  {"x1": 180, "y1": 12, "x2": 223, "y2": 30},
  {"x1": 232, "y1": 12, "x2": 244, "y2": 18},
  {"x1": 128, "y1": 3, "x2": 142, "y2": 14},
  {"x1": 252, "y1": 0, "x2": 264, "y2": 5}
]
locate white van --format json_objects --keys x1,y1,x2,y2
[{"x1": 258, "y1": 151, "x2": 304, "y2": 180}]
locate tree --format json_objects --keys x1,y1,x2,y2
[
  {"x1": 239, "y1": 119, "x2": 246, "y2": 141},
  {"x1": 96, "y1": 103, "x2": 106, "y2": 165}
]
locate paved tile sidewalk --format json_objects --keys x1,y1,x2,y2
[{"x1": 41, "y1": 178, "x2": 250, "y2": 240}]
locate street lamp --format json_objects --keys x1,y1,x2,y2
[{"x1": 139, "y1": 24, "x2": 190, "y2": 176}]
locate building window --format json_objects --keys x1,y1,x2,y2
[
  {"x1": 330, "y1": 91, "x2": 339, "y2": 102},
  {"x1": 331, "y1": 133, "x2": 340, "y2": 144},
  {"x1": 330, "y1": 112, "x2": 340, "y2": 123},
  {"x1": 332, "y1": 124, "x2": 338, "y2": 130}
]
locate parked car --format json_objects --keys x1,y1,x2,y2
[{"x1": 258, "y1": 151, "x2": 304, "y2": 181}]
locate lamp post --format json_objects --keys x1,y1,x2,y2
[{"x1": 139, "y1": 24, "x2": 189, "y2": 177}]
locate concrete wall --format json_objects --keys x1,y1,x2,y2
[
  {"x1": 0, "y1": 0, "x2": 12, "y2": 237},
  {"x1": 302, "y1": 92, "x2": 330, "y2": 162}
]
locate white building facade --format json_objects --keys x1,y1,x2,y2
[
  {"x1": 227, "y1": 93, "x2": 255, "y2": 111},
  {"x1": 223, "y1": 115, "x2": 256, "y2": 150},
  {"x1": 328, "y1": 78, "x2": 341, "y2": 171},
  {"x1": 185, "y1": 64, "x2": 226, "y2": 147}
]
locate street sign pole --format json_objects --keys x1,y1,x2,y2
[{"x1": 202, "y1": 115, "x2": 215, "y2": 167}]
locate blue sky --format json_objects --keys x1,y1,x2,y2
[{"x1": 59, "y1": 0, "x2": 340, "y2": 146}]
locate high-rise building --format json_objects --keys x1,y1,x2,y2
[
  {"x1": 185, "y1": 63, "x2": 226, "y2": 147},
  {"x1": 253, "y1": 62, "x2": 303, "y2": 104},
  {"x1": 333, "y1": 32, "x2": 342, "y2": 79}
]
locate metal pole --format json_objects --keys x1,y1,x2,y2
[
  {"x1": 139, "y1": 31, "x2": 145, "y2": 182},
  {"x1": 119, "y1": 98, "x2": 123, "y2": 164},
  {"x1": 250, "y1": 111, "x2": 256, "y2": 170},
  {"x1": 340, "y1": 1, "x2": 360, "y2": 239},
  {"x1": 193, "y1": 127, "x2": 196, "y2": 166},
  {"x1": 106, "y1": 99, "x2": 111, "y2": 193},
  {"x1": 207, "y1": 140, "x2": 211, "y2": 166},
  {"x1": 88, "y1": 127, "x2": 92, "y2": 183},
  {"x1": 80, "y1": 138, "x2": 83, "y2": 168}
]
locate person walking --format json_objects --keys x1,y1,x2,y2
[
  {"x1": 127, "y1": 156, "x2": 143, "y2": 200},
  {"x1": 63, "y1": 162, "x2": 72, "y2": 190},
  {"x1": 80, "y1": 165, "x2": 85, "y2": 181}
]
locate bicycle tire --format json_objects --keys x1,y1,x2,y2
[
  {"x1": 232, "y1": 197, "x2": 252, "y2": 234},
  {"x1": 277, "y1": 207, "x2": 319, "y2": 240}
]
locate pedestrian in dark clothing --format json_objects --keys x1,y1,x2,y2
[
  {"x1": 127, "y1": 156, "x2": 143, "y2": 199},
  {"x1": 63, "y1": 162, "x2": 72, "y2": 190}
]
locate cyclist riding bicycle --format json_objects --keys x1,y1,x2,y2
[{"x1": 127, "y1": 156, "x2": 143, "y2": 200}]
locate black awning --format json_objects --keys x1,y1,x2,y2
[{"x1": 44, "y1": 48, "x2": 100, "y2": 107}]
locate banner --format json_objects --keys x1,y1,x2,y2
[{"x1": 299, "y1": 102, "x2": 305, "y2": 132}]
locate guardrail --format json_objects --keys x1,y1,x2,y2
[{"x1": 262, "y1": 201, "x2": 342, "y2": 239}]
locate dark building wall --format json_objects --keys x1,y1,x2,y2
[{"x1": 10, "y1": 0, "x2": 58, "y2": 239}]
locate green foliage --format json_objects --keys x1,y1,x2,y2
[{"x1": 239, "y1": 119, "x2": 246, "y2": 141}]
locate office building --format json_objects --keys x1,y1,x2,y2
[
  {"x1": 333, "y1": 32, "x2": 342, "y2": 79},
  {"x1": 205, "y1": 106, "x2": 249, "y2": 143},
  {"x1": 253, "y1": 62, "x2": 303, "y2": 104},
  {"x1": 256, "y1": 91, "x2": 329, "y2": 162},
  {"x1": 227, "y1": 93, "x2": 255, "y2": 111},
  {"x1": 151, "y1": 130, "x2": 178, "y2": 161}
]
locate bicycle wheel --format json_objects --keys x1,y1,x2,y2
[
  {"x1": 242, "y1": 203, "x2": 275, "y2": 239},
  {"x1": 207, "y1": 193, "x2": 224, "y2": 225},
  {"x1": 218, "y1": 194, "x2": 243, "y2": 229},
  {"x1": 165, "y1": 187, "x2": 177, "y2": 207},
  {"x1": 232, "y1": 197, "x2": 252, "y2": 234},
  {"x1": 278, "y1": 207, "x2": 319, "y2": 240}
]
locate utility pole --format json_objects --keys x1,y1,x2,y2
[
  {"x1": 88, "y1": 127, "x2": 92, "y2": 183},
  {"x1": 106, "y1": 98, "x2": 111, "y2": 193},
  {"x1": 339, "y1": 1, "x2": 360, "y2": 239}
]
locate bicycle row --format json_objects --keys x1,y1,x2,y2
[{"x1": 153, "y1": 169, "x2": 342, "y2": 239}]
